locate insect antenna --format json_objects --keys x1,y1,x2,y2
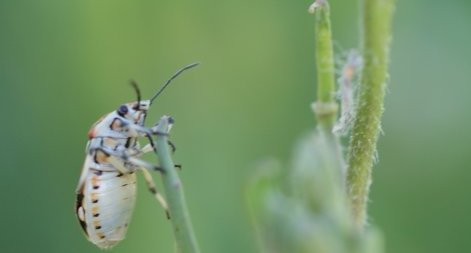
[
  {"x1": 130, "y1": 80, "x2": 142, "y2": 110},
  {"x1": 149, "y1": 62, "x2": 200, "y2": 104}
]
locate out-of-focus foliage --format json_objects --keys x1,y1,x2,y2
[
  {"x1": 248, "y1": 133, "x2": 351, "y2": 253},
  {"x1": 0, "y1": 1, "x2": 470, "y2": 253},
  {"x1": 248, "y1": 131, "x2": 382, "y2": 253}
]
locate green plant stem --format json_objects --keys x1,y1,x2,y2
[
  {"x1": 311, "y1": 0, "x2": 338, "y2": 132},
  {"x1": 346, "y1": 0, "x2": 395, "y2": 231},
  {"x1": 153, "y1": 116, "x2": 201, "y2": 253}
]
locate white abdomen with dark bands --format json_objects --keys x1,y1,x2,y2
[{"x1": 81, "y1": 170, "x2": 137, "y2": 249}]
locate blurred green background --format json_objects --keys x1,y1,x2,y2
[{"x1": 1, "y1": 0, "x2": 470, "y2": 252}]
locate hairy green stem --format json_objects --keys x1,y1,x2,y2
[
  {"x1": 346, "y1": 0, "x2": 395, "y2": 231},
  {"x1": 311, "y1": 0, "x2": 346, "y2": 197},
  {"x1": 154, "y1": 116, "x2": 201, "y2": 253},
  {"x1": 310, "y1": 0, "x2": 338, "y2": 131}
]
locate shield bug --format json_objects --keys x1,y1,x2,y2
[{"x1": 75, "y1": 63, "x2": 199, "y2": 249}]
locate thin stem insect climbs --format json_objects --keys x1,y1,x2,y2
[{"x1": 153, "y1": 116, "x2": 201, "y2": 253}]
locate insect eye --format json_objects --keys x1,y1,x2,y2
[{"x1": 117, "y1": 105, "x2": 128, "y2": 116}]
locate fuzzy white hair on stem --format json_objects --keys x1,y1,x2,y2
[{"x1": 333, "y1": 49, "x2": 363, "y2": 135}]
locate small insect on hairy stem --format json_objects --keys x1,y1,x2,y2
[
  {"x1": 333, "y1": 50, "x2": 362, "y2": 135},
  {"x1": 75, "y1": 62, "x2": 199, "y2": 249}
]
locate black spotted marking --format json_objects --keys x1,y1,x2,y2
[
  {"x1": 154, "y1": 166, "x2": 165, "y2": 173},
  {"x1": 95, "y1": 226, "x2": 102, "y2": 230},
  {"x1": 109, "y1": 118, "x2": 123, "y2": 130},
  {"x1": 75, "y1": 191, "x2": 88, "y2": 236},
  {"x1": 125, "y1": 137, "x2": 131, "y2": 148},
  {"x1": 167, "y1": 140, "x2": 176, "y2": 153},
  {"x1": 93, "y1": 213, "x2": 100, "y2": 217},
  {"x1": 75, "y1": 192, "x2": 83, "y2": 213},
  {"x1": 93, "y1": 151, "x2": 109, "y2": 164},
  {"x1": 93, "y1": 170, "x2": 103, "y2": 176},
  {"x1": 122, "y1": 183, "x2": 129, "y2": 187},
  {"x1": 92, "y1": 199, "x2": 98, "y2": 204},
  {"x1": 116, "y1": 173, "x2": 124, "y2": 177},
  {"x1": 149, "y1": 187, "x2": 157, "y2": 194},
  {"x1": 93, "y1": 185, "x2": 100, "y2": 190},
  {"x1": 99, "y1": 234, "x2": 106, "y2": 239}
]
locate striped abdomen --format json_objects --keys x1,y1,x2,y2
[{"x1": 76, "y1": 170, "x2": 137, "y2": 249}]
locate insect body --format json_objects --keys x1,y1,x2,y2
[{"x1": 75, "y1": 63, "x2": 198, "y2": 249}]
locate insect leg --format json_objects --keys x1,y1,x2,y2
[
  {"x1": 91, "y1": 141, "x2": 180, "y2": 174},
  {"x1": 167, "y1": 140, "x2": 176, "y2": 153},
  {"x1": 139, "y1": 136, "x2": 180, "y2": 172},
  {"x1": 89, "y1": 146, "x2": 133, "y2": 174},
  {"x1": 174, "y1": 164, "x2": 182, "y2": 170},
  {"x1": 146, "y1": 134, "x2": 176, "y2": 153},
  {"x1": 139, "y1": 144, "x2": 154, "y2": 154},
  {"x1": 127, "y1": 156, "x2": 165, "y2": 173},
  {"x1": 123, "y1": 143, "x2": 153, "y2": 158},
  {"x1": 132, "y1": 143, "x2": 182, "y2": 171},
  {"x1": 150, "y1": 119, "x2": 177, "y2": 153},
  {"x1": 120, "y1": 118, "x2": 154, "y2": 137},
  {"x1": 139, "y1": 168, "x2": 170, "y2": 219},
  {"x1": 90, "y1": 146, "x2": 163, "y2": 174},
  {"x1": 107, "y1": 155, "x2": 134, "y2": 174}
]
